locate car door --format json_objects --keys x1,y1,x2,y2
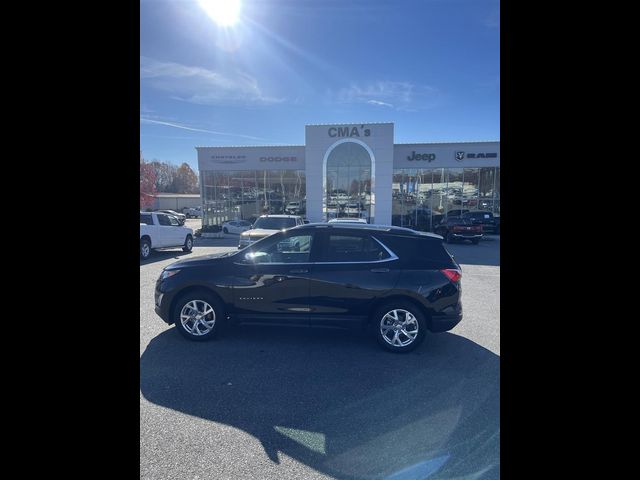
[
  {"x1": 154, "y1": 214, "x2": 174, "y2": 247},
  {"x1": 307, "y1": 230, "x2": 401, "y2": 327},
  {"x1": 167, "y1": 214, "x2": 186, "y2": 245},
  {"x1": 231, "y1": 230, "x2": 318, "y2": 325}
]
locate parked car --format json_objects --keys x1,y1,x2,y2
[
  {"x1": 446, "y1": 209, "x2": 470, "y2": 218},
  {"x1": 238, "y1": 214, "x2": 305, "y2": 249},
  {"x1": 328, "y1": 218, "x2": 368, "y2": 224},
  {"x1": 435, "y1": 217, "x2": 483, "y2": 244},
  {"x1": 140, "y1": 212, "x2": 194, "y2": 260},
  {"x1": 155, "y1": 209, "x2": 186, "y2": 225},
  {"x1": 183, "y1": 206, "x2": 203, "y2": 218},
  {"x1": 222, "y1": 220, "x2": 253, "y2": 234},
  {"x1": 461, "y1": 211, "x2": 497, "y2": 233},
  {"x1": 284, "y1": 201, "x2": 306, "y2": 215},
  {"x1": 154, "y1": 223, "x2": 462, "y2": 352}
]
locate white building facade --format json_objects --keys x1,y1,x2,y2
[{"x1": 197, "y1": 123, "x2": 499, "y2": 231}]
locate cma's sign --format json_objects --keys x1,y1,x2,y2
[
  {"x1": 259, "y1": 156, "x2": 297, "y2": 162},
  {"x1": 455, "y1": 151, "x2": 498, "y2": 161},
  {"x1": 407, "y1": 151, "x2": 436, "y2": 162},
  {"x1": 328, "y1": 125, "x2": 371, "y2": 137}
]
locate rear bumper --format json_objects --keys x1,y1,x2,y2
[
  {"x1": 451, "y1": 233, "x2": 482, "y2": 239},
  {"x1": 429, "y1": 312, "x2": 463, "y2": 332}
]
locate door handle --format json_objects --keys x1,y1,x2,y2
[
  {"x1": 370, "y1": 268, "x2": 390, "y2": 273},
  {"x1": 289, "y1": 269, "x2": 309, "y2": 274}
]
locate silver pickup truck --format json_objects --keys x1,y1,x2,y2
[{"x1": 140, "y1": 211, "x2": 194, "y2": 260}]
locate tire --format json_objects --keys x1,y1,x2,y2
[
  {"x1": 172, "y1": 290, "x2": 224, "y2": 341},
  {"x1": 471, "y1": 238, "x2": 480, "y2": 245},
  {"x1": 223, "y1": 227, "x2": 229, "y2": 234},
  {"x1": 140, "y1": 238, "x2": 151, "y2": 260},
  {"x1": 374, "y1": 301, "x2": 427, "y2": 353},
  {"x1": 182, "y1": 235, "x2": 193, "y2": 252}
]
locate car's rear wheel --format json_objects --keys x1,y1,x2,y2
[
  {"x1": 140, "y1": 239, "x2": 151, "y2": 259},
  {"x1": 173, "y1": 291, "x2": 223, "y2": 341},
  {"x1": 374, "y1": 301, "x2": 426, "y2": 353},
  {"x1": 182, "y1": 235, "x2": 193, "y2": 252}
]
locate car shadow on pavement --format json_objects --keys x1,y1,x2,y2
[
  {"x1": 141, "y1": 326, "x2": 499, "y2": 479},
  {"x1": 139, "y1": 249, "x2": 194, "y2": 266}
]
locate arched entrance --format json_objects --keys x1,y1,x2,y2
[{"x1": 323, "y1": 139, "x2": 375, "y2": 222}]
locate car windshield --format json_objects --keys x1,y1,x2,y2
[{"x1": 253, "y1": 217, "x2": 296, "y2": 230}]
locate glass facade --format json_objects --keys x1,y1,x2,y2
[
  {"x1": 201, "y1": 170, "x2": 306, "y2": 227},
  {"x1": 324, "y1": 142, "x2": 373, "y2": 222},
  {"x1": 392, "y1": 167, "x2": 501, "y2": 231}
]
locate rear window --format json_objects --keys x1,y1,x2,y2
[
  {"x1": 140, "y1": 213, "x2": 153, "y2": 225},
  {"x1": 378, "y1": 233, "x2": 455, "y2": 267},
  {"x1": 253, "y1": 217, "x2": 297, "y2": 230},
  {"x1": 320, "y1": 234, "x2": 390, "y2": 262}
]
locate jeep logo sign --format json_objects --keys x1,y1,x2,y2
[
  {"x1": 328, "y1": 125, "x2": 371, "y2": 138},
  {"x1": 407, "y1": 151, "x2": 436, "y2": 162}
]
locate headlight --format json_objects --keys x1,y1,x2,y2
[{"x1": 160, "y1": 269, "x2": 181, "y2": 281}]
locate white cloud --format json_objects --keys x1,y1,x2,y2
[
  {"x1": 334, "y1": 81, "x2": 439, "y2": 111},
  {"x1": 140, "y1": 117, "x2": 267, "y2": 141},
  {"x1": 140, "y1": 56, "x2": 283, "y2": 106},
  {"x1": 485, "y1": 10, "x2": 500, "y2": 28},
  {"x1": 367, "y1": 100, "x2": 394, "y2": 108}
]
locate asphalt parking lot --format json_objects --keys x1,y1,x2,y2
[{"x1": 140, "y1": 231, "x2": 500, "y2": 479}]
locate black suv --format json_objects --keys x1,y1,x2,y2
[{"x1": 155, "y1": 224, "x2": 462, "y2": 352}]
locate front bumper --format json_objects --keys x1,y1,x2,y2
[{"x1": 154, "y1": 284, "x2": 173, "y2": 324}]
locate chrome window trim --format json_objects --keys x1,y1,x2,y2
[{"x1": 233, "y1": 235, "x2": 399, "y2": 266}]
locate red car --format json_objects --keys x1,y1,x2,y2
[{"x1": 435, "y1": 218, "x2": 483, "y2": 244}]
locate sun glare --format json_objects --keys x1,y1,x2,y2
[{"x1": 198, "y1": 0, "x2": 241, "y2": 27}]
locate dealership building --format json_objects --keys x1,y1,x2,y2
[{"x1": 196, "y1": 123, "x2": 499, "y2": 231}]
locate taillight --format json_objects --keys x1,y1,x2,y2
[{"x1": 440, "y1": 268, "x2": 462, "y2": 282}]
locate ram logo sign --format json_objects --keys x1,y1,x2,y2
[{"x1": 455, "y1": 151, "x2": 497, "y2": 161}]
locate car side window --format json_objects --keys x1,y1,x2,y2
[
  {"x1": 321, "y1": 234, "x2": 390, "y2": 263},
  {"x1": 157, "y1": 214, "x2": 171, "y2": 226},
  {"x1": 169, "y1": 216, "x2": 180, "y2": 226},
  {"x1": 140, "y1": 213, "x2": 153, "y2": 225},
  {"x1": 249, "y1": 234, "x2": 313, "y2": 264}
]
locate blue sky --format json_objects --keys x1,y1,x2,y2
[{"x1": 140, "y1": 0, "x2": 500, "y2": 170}]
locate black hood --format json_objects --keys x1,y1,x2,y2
[{"x1": 165, "y1": 251, "x2": 237, "y2": 269}]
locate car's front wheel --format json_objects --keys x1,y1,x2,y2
[
  {"x1": 374, "y1": 302, "x2": 426, "y2": 353},
  {"x1": 182, "y1": 235, "x2": 193, "y2": 252},
  {"x1": 173, "y1": 291, "x2": 223, "y2": 341}
]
